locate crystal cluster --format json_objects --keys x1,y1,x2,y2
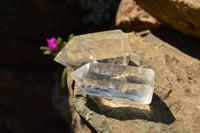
[
  {"x1": 54, "y1": 30, "x2": 155, "y2": 104},
  {"x1": 54, "y1": 30, "x2": 132, "y2": 69}
]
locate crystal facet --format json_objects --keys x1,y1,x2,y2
[
  {"x1": 54, "y1": 30, "x2": 132, "y2": 69},
  {"x1": 71, "y1": 63, "x2": 155, "y2": 104}
]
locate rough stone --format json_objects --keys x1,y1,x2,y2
[
  {"x1": 67, "y1": 31, "x2": 200, "y2": 132},
  {"x1": 115, "y1": 0, "x2": 160, "y2": 32},
  {"x1": 53, "y1": 67, "x2": 92, "y2": 133},
  {"x1": 135, "y1": 0, "x2": 200, "y2": 39},
  {"x1": 151, "y1": 25, "x2": 200, "y2": 60}
]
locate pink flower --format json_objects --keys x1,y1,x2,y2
[{"x1": 46, "y1": 37, "x2": 58, "y2": 51}]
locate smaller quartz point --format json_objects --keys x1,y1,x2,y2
[
  {"x1": 71, "y1": 63, "x2": 155, "y2": 104},
  {"x1": 54, "y1": 30, "x2": 132, "y2": 69}
]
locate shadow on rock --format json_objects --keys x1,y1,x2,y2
[
  {"x1": 151, "y1": 26, "x2": 200, "y2": 60},
  {"x1": 86, "y1": 93, "x2": 175, "y2": 125}
]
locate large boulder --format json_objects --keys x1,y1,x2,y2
[
  {"x1": 115, "y1": 0, "x2": 160, "y2": 32},
  {"x1": 67, "y1": 31, "x2": 200, "y2": 132},
  {"x1": 135, "y1": 0, "x2": 200, "y2": 39}
]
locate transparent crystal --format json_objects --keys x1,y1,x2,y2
[
  {"x1": 71, "y1": 63, "x2": 155, "y2": 104},
  {"x1": 54, "y1": 30, "x2": 132, "y2": 69}
]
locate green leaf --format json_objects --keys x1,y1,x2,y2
[
  {"x1": 61, "y1": 67, "x2": 68, "y2": 88},
  {"x1": 68, "y1": 34, "x2": 74, "y2": 42},
  {"x1": 40, "y1": 46, "x2": 50, "y2": 51},
  {"x1": 44, "y1": 50, "x2": 51, "y2": 55}
]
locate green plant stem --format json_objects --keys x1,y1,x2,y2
[{"x1": 61, "y1": 67, "x2": 68, "y2": 88}]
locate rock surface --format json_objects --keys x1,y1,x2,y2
[
  {"x1": 67, "y1": 31, "x2": 200, "y2": 132},
  {"x1": 53, "y1": 67, "x2": 92, "y2": 133},
  {"x1": 135, "y1": 0, "x2": 200, "y2": 39},
  {"x1": 115, "y1": 0, "x2": 160, "y2": 32}
]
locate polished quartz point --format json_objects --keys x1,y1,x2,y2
[
  {"x1": 71, "y1": 63, "x2": 155, "y2": 104},
  {"x1": 54, "y1": 30, "x2": 132, "y2": 69}
]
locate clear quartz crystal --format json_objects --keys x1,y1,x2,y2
[
  {"x1": 54, "y1": 30, "x2": 132, "y2": 69},
  {"x1": 71, "y1": 63, "x2": 155, "y2": 104}
]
